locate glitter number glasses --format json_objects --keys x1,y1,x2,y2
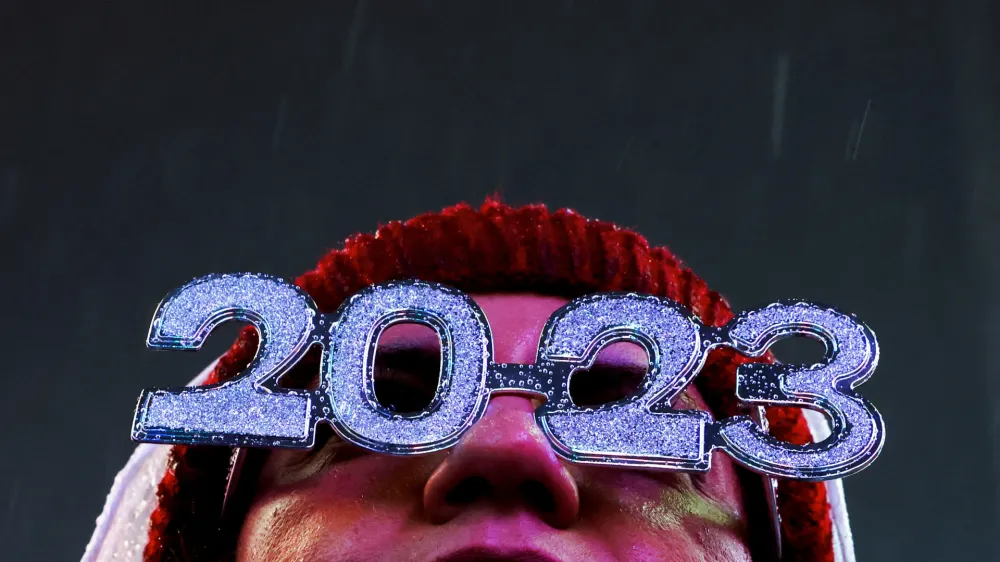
[{"x1": 132, "y1": 273, "x2": 885, "y2": 482}]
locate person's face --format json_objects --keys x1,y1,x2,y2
[{"x1": 236, "y1": 294, "x2": 753, "y2": 562}]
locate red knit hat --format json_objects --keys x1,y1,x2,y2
[{"x1": 141, "y1": 199, "x2": 837, "y2": 562}]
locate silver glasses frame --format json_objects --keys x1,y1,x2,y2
[{"x1": 132, "y1": 273, "x2": 886, "y2": 484}]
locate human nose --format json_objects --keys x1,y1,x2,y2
[{"x1": 422, "y1": 395, "x2": 580, "y2": 528}]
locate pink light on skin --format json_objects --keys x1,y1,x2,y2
[{"x1": 236, "y1": 294, "x2": 753, "y2": 562}]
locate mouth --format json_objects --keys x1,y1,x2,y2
[{"x1": 434, "y1": 547, "x2": 565, "y2": 562}]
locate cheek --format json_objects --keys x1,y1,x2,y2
[
  {"x1": 690, "y1": 529, "x2": 756, "y2": 562},
  {"x1": 695, "y1": 451, "x2": 748, "y2": 517},
  {"x1": 572, "y1": 468, "x2": 751, "y2": 562},
  {"x1": 237, "y1": 486, "x2": 407, "y2": 562},
  {"x1": 236, "y1": 454, "x2": 437, "y2": 562},
  {"x1": 672, "y1": 388, "x2": 750, "y2": 517},
  {"x1": 587, "y1": 503, "x2": 752, "y2": 562},
  {"x1": 237, "y1": 494, "x2": 325, "y2": 562}
]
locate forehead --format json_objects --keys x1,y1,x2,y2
[{"x1": 376, "y1": 292, "x2": 648, "y2": 365}]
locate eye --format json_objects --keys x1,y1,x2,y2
[
  {"x1": 372, "y1": 323, "x2": 442, "y2": 413},
  {"x1": 569, "y1": 341, "x2": 648, "y2": 407},
  {"x1": 275, "y1": 347, "x2": 323, "y2": 390}
]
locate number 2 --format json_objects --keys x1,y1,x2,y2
[
  {"x1": 132, "y1": 273, "x2": 318, "y2": 448},
  {"x1": 535, "y1": 293, "x2": 714, "y2": 471}
]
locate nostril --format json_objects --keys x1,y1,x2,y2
[
  {"x1": 444, "y1": 476, "x2": 493, "y2": 505},
  {"x1": 519, "y1": 479, "x2": 556, "y2": 514}
]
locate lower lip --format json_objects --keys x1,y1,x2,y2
[{"x1": 434, "y1": 547, "x2": 560, "y2": 562}]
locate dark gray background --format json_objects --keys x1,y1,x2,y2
[{"x1": 1, "y1": 1, "x2": 997, "y2": 561}]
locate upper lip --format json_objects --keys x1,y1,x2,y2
[{"x1": 433, "y1": 546, "x2": 565, "y2": 562}]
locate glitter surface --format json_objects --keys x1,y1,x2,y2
[
  {"x1": 322, "y1": 281, "x2": 491, "y2": 454},
  {"x1": 128, "y1": 275, "x2": 884, "y2": 482},
  {"x1": 719, "y1": 301, "x2": 885, "y2": 480},
  {"x1": 136, "y1": 274, "x2": 315, "y2": 445},
  {"x1": 536, "y1": 293, "x2": 713, "y2": 470}
]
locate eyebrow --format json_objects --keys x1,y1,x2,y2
[
  {"x1": 374, "y1": 323, "x2": 442, "y2": 354},
  {"x1": 586, "y1": 341, "x2": 650, "y2": 371},
  {"x1": 376, "y1": 327, "x2": 649, "y2": 375}
]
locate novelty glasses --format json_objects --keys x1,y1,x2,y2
[{"x1": 131, "y1": 273, "x2": 885, "y2": 482}]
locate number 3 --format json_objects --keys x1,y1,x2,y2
[{"x1": 717, "y1": 301, "x2": 885, "y2": 480}]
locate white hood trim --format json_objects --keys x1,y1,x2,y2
[
  {"x1": 803, "y1": 408, "x2": 855, "y2": 562},
  {"x1": 82, "y1": 360, "x2": 219, "y2": 562}
]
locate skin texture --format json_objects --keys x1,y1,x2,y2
[{"x1": 236, "y1": 294, "x2": 753, "y2": 562}]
